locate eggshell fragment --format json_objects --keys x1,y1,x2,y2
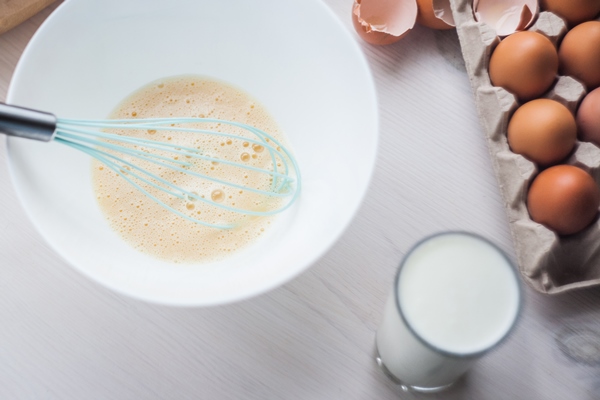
[
  {"x1": 527, "y1": 165, "x2": 600, "y2": 236},
  {"x1": 417, "y1": 0, "x2": 454, "y2": 30},
  {"x1": 474, "y1": 0, "x2": 539, "y2": 36},
  {"x1": 432, "y1": 0, "x2": 455, "y2": 27},
  {"x1": 352, "y1": 0, "x2": 417, "y2": 45}
]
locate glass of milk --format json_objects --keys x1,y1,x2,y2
[{"x1": 375, "y1": 232, "x2": 521, "y2": 392}]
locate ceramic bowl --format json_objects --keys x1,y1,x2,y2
[{"x1": 7, "y1": 0, "x2": 378, "y2": 306}]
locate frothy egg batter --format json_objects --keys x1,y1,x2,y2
[{"x1": 92, "y1": 76, "x2": 291, "y2": 263}]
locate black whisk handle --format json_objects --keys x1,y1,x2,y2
[{"x1": 0, "y1": 103, "x2": 57, "y2": 142}]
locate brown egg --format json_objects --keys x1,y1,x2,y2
[
  {"x1": 507, "y1": 99, "x2": 576, "y2": 166},
  {"x1": 577, "y1": 87, "x2": 600, "y2": 145},
  {"x1": 352, "y1": 0, "x2": 417, "y2": 45},
  {"x1": 540, "y1": 0, "x2": 600, "y2": 27},
  {"x1": 559, "y1": 21, "x2": 600, "y2": 90},
  {"x1": 416, "y1": 0, "x2": 454, "y2": 30},
  {"x1": 489, "y1": 31, "x2": 558, "y2": 101},
  {"x1": 527, "y1": 165, "x2": 600, "y2": 235}
]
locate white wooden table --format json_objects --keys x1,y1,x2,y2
[{"x1": 1, "y1": 2, "x2": 600, "y2": 399}]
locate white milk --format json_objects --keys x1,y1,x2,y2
[{"x1": 375, "y1": 232, "x2": 520, "y2": 390}]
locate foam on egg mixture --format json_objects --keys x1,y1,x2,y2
[{"x1": 92, "y1": 76, "x2": 290, "y2": 263}]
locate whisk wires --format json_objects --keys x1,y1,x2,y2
[{"x1": 54, "y1": 118, "x2": 300, "y2": 229}]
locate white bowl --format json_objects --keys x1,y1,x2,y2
[{"x1": 7, "y1": 0, "x2": 378, "y2": 306}]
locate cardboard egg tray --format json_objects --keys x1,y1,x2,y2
[{"x1": 449, "y1": 0, "x2": 600, "y2": 294}]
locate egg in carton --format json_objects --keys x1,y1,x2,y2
[{"x1": 448, "y1": 0, "x2": 600, "y2": 294}]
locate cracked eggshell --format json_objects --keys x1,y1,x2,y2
[
  {"x1": 474, "y1": 0, "x2": 539, "y2": 36},
  {"x1": 352, "y1": 0, "x2": 417, "y2": 45},
  {"x1": 417, "y1": 0, "x2": 454, "y2": 30}
]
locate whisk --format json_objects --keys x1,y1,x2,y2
[{"x1": 0, "y1": 103, "x2": 300, "y2": 229}]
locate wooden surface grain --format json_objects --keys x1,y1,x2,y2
[{"x1": 1, "y1": 1, "x2": 600, "y2": 399}]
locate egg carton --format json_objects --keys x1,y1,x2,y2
[{"x1": 449, "y1": 0, "x2": 600, "y2": 294}]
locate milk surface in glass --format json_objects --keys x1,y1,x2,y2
[{"x1": 375, "y1": 232, "x2": 520, "y2": 391}]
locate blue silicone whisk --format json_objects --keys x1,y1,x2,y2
[{"x1": 0, "y1": 103, "x2": 300, "y2": 229}]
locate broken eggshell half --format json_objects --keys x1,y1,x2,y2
[
  {"x1": 474, "y1": 0, "x2": 539, "y2": 37},
  {"x1": 417, "y1": 0, "x2": 455, "y2": 29},
  {"x1": 352, "y1": 0, "x2": 418, "y2": 45}
]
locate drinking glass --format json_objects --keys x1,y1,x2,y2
[{"x1": 375, "y1": 232, "x2": 521, "y2": 392}]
